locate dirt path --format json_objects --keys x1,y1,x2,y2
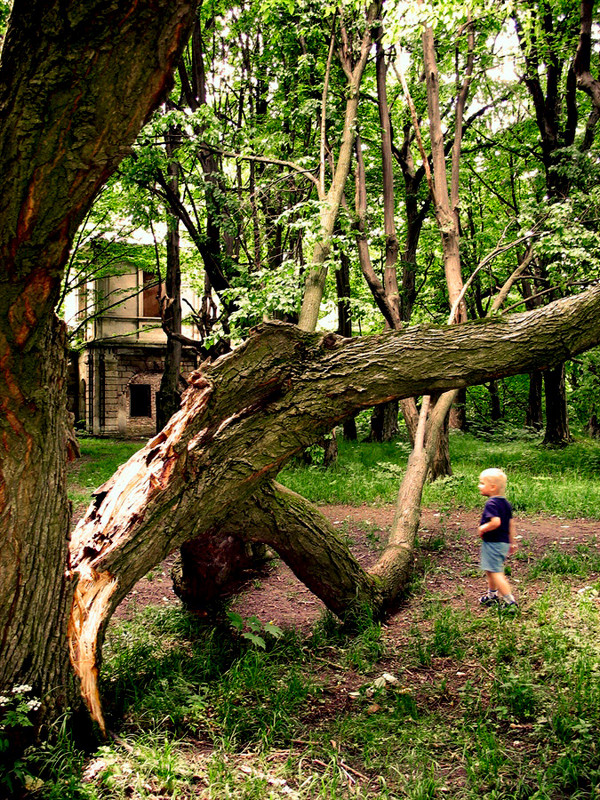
[{"x1": 113, "y1": 506, "x2": 600, "y2": 629}]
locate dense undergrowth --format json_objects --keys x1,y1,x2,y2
[{"x1": 6, "y1": 428, "x2": 600, "y2": 798}]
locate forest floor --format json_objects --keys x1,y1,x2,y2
[
  {"x1": 62, "y1": 438, "x2": 600, "y2": 798},
  {"x1": 115, "y1": 504, "x2": 600, "y2": 631},
  {"x1": 82, "y1": 504, "x2": 600, "y2": 799}
]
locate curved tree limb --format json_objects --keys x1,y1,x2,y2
[{"x1": 68, "y1": 285, "x2": 600, "y2": 730}]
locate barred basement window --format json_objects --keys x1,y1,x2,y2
[{"x1": 130, "y1": 384, "x2": 152, "y2": 418}]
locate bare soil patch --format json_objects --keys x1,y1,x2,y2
[{"x1": 113, "y1": 505, "x2": 600, "y2": 630}]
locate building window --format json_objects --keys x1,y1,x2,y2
[
  {"x1": 142, "y1": 271, "x2": 160, "y2": 318},
  {"x1": 130, "y1": 384, "x2": 152, "y2": 418}
]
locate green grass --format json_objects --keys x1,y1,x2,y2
[
  {"x1": 68, "y1": 429, "x2": 600, "y2": 518},
  {"x1": 67, "y1": 438, "x2": 145, "y2": 508},
  {"x1": 18, "y1": 575, "x2": 600, "y2": 799},
  {"x1": 27, "y1": 430, "x2": 600, "y2": 798},
  {"x1": 99, "y1": 605, "x2": 319, "y2": 750},
  {"x1": 529, "y1": 541, "x2": 600, "y2": 578},
  {"x1": 280, "y1": 430, "x2": 600, "y2": 517}
]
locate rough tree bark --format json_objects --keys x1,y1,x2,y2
[
  {"x1": 0, "y1": 318, "x2": 75, "y2": 717},
  {"x1": 0, "y1": 0, "x2": 199, "y2": 723},
  {"x1": 543, "y1": 363, "x2": 572, "y2": 445},
  {"x1": 526, "y1": 371, "x2": 544, "y2": 430},
  {"x1": 68, "y1": 285, "x2": 600, "y2": 730}
]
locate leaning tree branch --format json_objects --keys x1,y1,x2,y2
[
  {"x1": 68, "y1": 285, "x2": 600, "y2": 731},
  {"x1": 503, "y1": 281, "x2": 598, "y2": 313},
  {"x1": 490, "y1": 248, "x2": 535, "y2": 313},
  {"x1": 200, "y1": 145, "x2": 321, "y2": 191},
  {"x1": 448, "y1": 231, "x2": 538, "y2": 324}
]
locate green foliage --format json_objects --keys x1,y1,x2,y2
[
  {"x1": 224, "y1": 261, "x2": 304, "y2": 339},
  {"x1": 21, "y1": 714, "x2": 94, "y2": 800},
  {"x1": 0, "y1": 686, "x2": 41, "y2": 795},
  {"x1": 0, "y1": 1, "x2": 10, "y2": 36},
  {"x1": 0, "y1": 686, "x2": 39, "y2": 739},
  {"x1": 227, "y1": 612, "x2": 284, "y2": 649}
]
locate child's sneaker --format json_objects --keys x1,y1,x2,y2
[
  {"x1": 501, "y1": 601, "x2": 519, "y2": 614},
  {"x1": 479, "y1": 593, "x2": 499, "y2": 606}
]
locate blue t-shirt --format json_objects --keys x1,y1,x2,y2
[{"x1": 480, "y1": 496, "x2": 512, "y2": 543}]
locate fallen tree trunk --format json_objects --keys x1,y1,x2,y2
[
  {"x1": 227, "y1": 482, "x2": 385, "y2": 616},
  {"x1": 69, "y1": 285, "x2": 600, "y2": 730}
]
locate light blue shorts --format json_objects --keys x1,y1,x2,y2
[{"x1": 480, "y1": 541, "x2": 510, "y2": 573}]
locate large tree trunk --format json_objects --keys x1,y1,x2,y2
[
  {"x1": 0, "y1": 0, "x2": 198, "y2": 732},
  {"x1": 526, "y1": 371, "x2": 544, "y2": 429},
  {"x1": 369, "y1": 401, "x2": 399, "y2": 442},
  {"x1": 543, "y1": 364, "x2": 572, "y2": 445},
  {"x1": 488, "y1": 380, "x2": 502, "y2": 422},
  {"x1": 67, "y1": 286, "x2": 600, "y2": 730},
  {"x1": 0, "y1": 318, "x2": 76, "y2": 717},
  {"x1": 233, "y1": 483, "x2": 384, "y2": 617}
]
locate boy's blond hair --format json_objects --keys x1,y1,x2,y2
[{"x1": 479, "y1": 468, "x2": 507, "y2": 494}]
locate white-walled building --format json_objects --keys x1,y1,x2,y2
[{"x1": 70, "y1": 264, "x2": 201, "y2": 437}]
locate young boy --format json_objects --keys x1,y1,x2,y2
[{"x1": 478, "y1": 468, "x2": 518, "y2": 611}]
